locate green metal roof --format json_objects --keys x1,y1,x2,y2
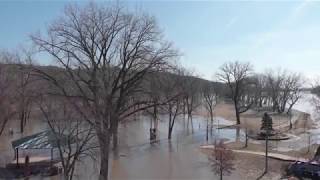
[{"x1": 11, "y1": 130, "x2": 75, "y2": 149}]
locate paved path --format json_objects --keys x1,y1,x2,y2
[{"x1": 200, "y1": 145, "x2": 309, "y2": 162}]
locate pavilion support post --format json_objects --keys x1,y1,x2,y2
[
  {"x1": 16, "y1": 148, "x2": 19, "y2": 167},
  {"x1": 50, "y1": 148, "x2": 53, "y2": 166}
]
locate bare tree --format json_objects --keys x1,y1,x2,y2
[
  {"x1": 0, "y1": 49, "x2": 38, "y2": 134},
  {"x1": 0, "y1": 51, "x2": 19, "y2": 136},
  {"x1": 286, "y1": 73, "x2": 304, "y2": 114},
  {"x1": 159, "y1": 70, "x2": 184, "y2": 140},
  {"x1": 145, "y1": 74, "x2": 162, "y2": 141},
  {"x1": 16, "y1": 63, "x2": 36, "y2": 134},
  {"x1": 208, "y1": 140, "x2": 235, "y2": 180},
  {"x1": 38, "y1": 96, "x2": 96, "y2": 180},
  {"x1": 181, "y1": 70, "x2": 201, "y2": 131},
  {"x1": 202, "y1": 83, "x2": 218, "y2": 141},
  {"x1": 265, "y1": 69, "x2": 283, "y2": 112},
  {"x1": 31, "y1": 3, "x2": 178, "y2": 179},
  {"x1": 216, "y1": 61, "x2": 253, "y2": 124},
  {"x1": 265, "y1": 69, "x2": 303, "y2": 116},
  {"x1": 249, "y1": 74, "x2": 268, "y2": 110},
  {"x1": 0, "y1": 75, "x2": 16, "y2": 136}
]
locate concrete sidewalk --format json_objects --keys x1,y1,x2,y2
[{"x1": 200, "y1": 145, "x2": 309, "y2": 162}]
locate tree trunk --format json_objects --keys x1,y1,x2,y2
[
  {"x1": 234, "y1": 101, "x2": 240, "y2": 124},
  {"x1": 153, "y1": 106, "x2": 158, "y2": 140},
  {"x1": 98, "y1": 131, "x2": 110, "y2": 180},
  {"x1": 0, "y1": 121, "x2": 7, "y2": 136},
  {"x1": 235, "y1": 112, "x2": 240, "y2": 125},
  {"x1": 112, "y1": 128, "x2": 118, "y2": 150},
  {"x1": 189, "y1": 114, "x2": 194, "y2": 133},
  {"x1": 0, "y1": 116, "x2": 11, "y2": 136},
  {"x1": 259, "y1": 97, "x2": 263, "y2": 107},
  {"x1": 287, "y1": 103, "x2": 295, "y2": 115},
  {"x1": 272, "y1": 100, "x2": 277, "y2": 112},
  {"x1": 20, "y1": 110, "x2": 25, "y2": 133},
  {"x1": 183, "y1": 103, "x2": 186, "y2": 119},
  {"x1": 245, "y1": 128, "x2": 248, "y2": 148},
  {"x1": 289, "y1": 119, "x2": 292, "y2": 130},
  {"x1": 168, "y1": 109, "x2": 173, "y2": 139},
  {"x1": 168, "y1": 120, "x2": 173, "y2": 140},
  {"x1": 168, "y1": 126, "x2": 173, "y2": 139},
  {"x1": 69, "y1": 166, "x2": 75, "y2": 180},
  {"x1": 112, "y1": 119, "x2": 119, "y2": 150},
  {"x1": 206, "y1": 118, "x2": 209, "y2": 141},
  {"x1": 210, "y1": 110, "x2": 214, "y2": 135}
]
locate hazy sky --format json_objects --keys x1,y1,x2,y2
[{"x1": 1, "y1": 0, "x2": 320, "y2": 80}]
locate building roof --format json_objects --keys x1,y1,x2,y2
[{"x1": 11, "y1": 130, "x2": 75, "y2": 149}]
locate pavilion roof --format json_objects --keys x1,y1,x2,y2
[{"x1": 11, "y1": 130, "x2": 75, "y2": 149}]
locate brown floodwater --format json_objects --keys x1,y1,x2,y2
[
  {"x1": 0, "y1": 112, "x2": 244, "y2": 180},
  {"x1": 1, "y1": 92, "x2": 319, "y2": 179}
]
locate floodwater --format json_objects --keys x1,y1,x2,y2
[
  {"x1": 0, "y1": 92, "x2": 320, "y2": 179},
  {"x1": 0, "y1": 112, "x2": 245, "y2": 179},
  {"x1": 76, "y1": 115, "x2": 245, "y2": 180},
  {"x1": 103, "y1": 92, "x2": 320, "y2": 180}
]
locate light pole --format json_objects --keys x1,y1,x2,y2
[
  {"x1": 262, "y1": 112, "x2": 272, "y2": 174},
  {"x1": 206, "y1": 117, "x2": 209, "y2": 142},
  {"x1": 265, "y1": 128, "x2": 269, "y2": 174}
]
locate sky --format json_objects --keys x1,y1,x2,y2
[{"x1": 0, "y1": 0, "x2": 320, "y2": 80}]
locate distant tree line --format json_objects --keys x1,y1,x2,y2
[{"x1": 217, "y1": 61, "x2": 304, "y2": 124}]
